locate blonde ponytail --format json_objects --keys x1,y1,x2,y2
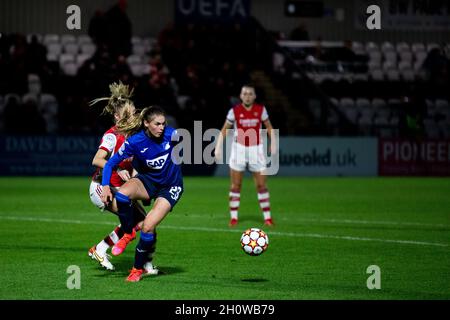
[
  {"x1": 116, "y1": 107, "x2": 145, "y2": 137},
  {"x1": 89, "y1": 81, "x2": 134, "y2": 116}
]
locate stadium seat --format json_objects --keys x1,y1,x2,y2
[
  {"x1": 425, "y1": 99, "x2": 437, "y2": 117},
  {"x1": 61, "y1": 34, "x2": 76, "y2": 45},
  {"x1": 387, "y1": 98, "x2": 401, "y2": 107},
  {"x1": 28, "y1": 74, "x2": 41, "y2": 95},
  {"x1": 370, "y1": 69, "x2": 384, "y2": 81},
  {"x1": 340, "y1": 97, "x2": 355, "y2": 109},
  {"x1": 132, "y1": 44, "x2": 146, "y2": 56},
  {"x1": 384, "y1": 51, "x2": 398, "y2": 64},
  {"x1": 411, "y1": 42, "x2": 425, "y2": 53},
  {"x1": 382, "y1": 60, "x2": 396, "y2": 71},
  {"x1": 399, "y1": 51, "x2": 413, "y2": 63},
  {"x1": 142, "y1": 37, "x2": 155, "y2": 53},
  {"x1": 273, "y1": 52, "x2": 285, "y2": 73},
  {"x1": 401, "y1": 69, "x2": 415, "y2": 82},
  {"x1": 353, "y1": 74, "x2": 369, "y2": 81},
  {"x1": 43, "y1": 34, "x2": 59, "y2": 45},
  {"x1": 360, "y1": 107, "x2": 375, "y2": 121},
  {"x1": 386, "y1": 69, "x2": 400, "y2": 81},
  {"x1": 81, "y1": 43, "x2": 96, "y2": 55},
  {"x1": 40, "y1": 94, "x2": 59, "y2": 133},
  {"x1": 381, "y1": 42, "x2": 395, "y2": 53},
  {"x1": 351, "y1": 41, "x2": 365, "y2": 54},
  {"x1": 372, "y1": 98, "x2": 387, "y2": 109},
  {"x1": 140, "y1": 64, "x2": 151, "y2": 75},
  {"x1": 77, "y1": 34, "x2": 92, "y2": 45},
  {"x1": 365, "y1": 42, "x2": 379, "y2": 52},
  {"x1": 329, "y1": 97, "x2": 339, "y2": 106},
  {"x1": 368, "y1": 50, "x2": 382, "y2": 63},
  {"x1": 340, "y1": 98, "x2": 358, "y2": 123},
  {"x1": 415, "y1": 51, "x2": 427, "y2": 65},
  {"x1": 435, "y1": 99, "x2": 449, "y2": 110},
  {"x1": 40, "y1": 93, "x2": 57, "y2": 106},
  {"x1": 59, "y1": 53, "x2": 75, "y2": 66},
  {"x1": 131, "y1": 36, "x2": 142, "y2": 45},
  {"x1": 368, "y1": 60, "x2": 381, "y2": 70},
  {"x1": 64, "y1": 43, "x2": 79, "y2": 55},
  {"x1": 127, "y1": 54, "x2": 142, "y2": 65},
  {"x1": 47, "y1": 42, "x2": 62, "y2": 55},
  {"x1": 356, "y1": 97, "x2": 371, "y2": 110},
  {"x1": 61, "y1": 62, "x2": 78, "y2": 76},
  {"x1": 130, "y1": 64, "x2": 143, "y2": 77},
  {"x1": 413, "y1": 59, "x2": 424, "y2": 71},
  {"x1": 46, "y1": 52, "x2": 58, "y2": 62},
  {"x1": 22, "y1": 92, "x2": 39, "y2": 104},
  {"x1": 176, "y1": 95, "x2": 190, "y2": 110},
  {"x1": 398, "y1": 60, "x2": 412, "y2": 70},
  {"x1": 396, "y1": 42, "x2": 410, "y2": 53},
  {"x1": 76, "y1": 53, "x2": 92, "y2": 67}
]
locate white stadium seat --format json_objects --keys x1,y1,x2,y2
[
  {"x1": 81, "y1": 43, "x2": 96, "y2": 55},
  {"x1": 64, "y1": 43, "x2": 79, "y2": 55},
  {"x1": 61, "y1": 34, "x2": 76, "y2": 45},
  {"x1": 78, "y1": 35, "x2": 93, "y2": 45},
  {"x1": 43, "y1": 34, "x2": 59, "y2": 45},
  {"x1": 47, "y1": 42, "x2": 62, "y2": 55}
]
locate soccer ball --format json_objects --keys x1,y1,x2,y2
[{"x1": 240, "y1": 228, "x2": 269, "y2": 256}]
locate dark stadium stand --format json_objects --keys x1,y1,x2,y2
[{"x1": 0, "y1": 26, "x2": 449, "y2": 138}]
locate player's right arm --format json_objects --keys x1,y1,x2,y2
[
  {"x1": 92, "y1": 148, "x2": 109, "y2": 168},
  {"x1": 101, "y1": 141, "x2": 135, "y2": 204}
]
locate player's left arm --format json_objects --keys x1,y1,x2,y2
[{"x1": 263, "y1": 118, "x2": 277, "y2": 155}]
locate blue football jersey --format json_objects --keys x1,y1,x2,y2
[{"x1": 102, "y1": 126, "x2": 182, "y2": 187}]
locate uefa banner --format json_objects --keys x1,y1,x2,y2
[
  {"x1": 0, "y1": 135, "x2": 98, "y2": 176},
  {"x1": 174, "y1": 0, "x2": 251, "y2": 23},
  {"x1": 215, "y1": 137, "x2": 378, "y2": 176},
  {"x1": 379, "y1": 139, "x2": 450, "y2": 176}
]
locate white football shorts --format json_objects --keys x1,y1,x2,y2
[
  {"x1": 89, "y1": 181, "x2": 119, "y2": 211},
  {"x1": 229, "y1": 142, "x2": 267, "y2": 173}
]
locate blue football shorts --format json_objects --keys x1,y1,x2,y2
[{"x1": 134, "y1": 174, "x2": 183, "y2": 210}]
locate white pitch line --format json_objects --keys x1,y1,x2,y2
[
  {"x1": 0, "y1": 215, "x2": 448, "y2": 248},
  {"x1": 182, "y1": 214, "x2": 450, "y2": 229}
]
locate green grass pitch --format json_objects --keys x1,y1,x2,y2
[{"x1": 0, "y1": 176, "x2": 449, "y2": 299}]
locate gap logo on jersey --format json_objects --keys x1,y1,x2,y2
[{"x1": 146, "y1": 153, "x2": 169, "y2": 169}]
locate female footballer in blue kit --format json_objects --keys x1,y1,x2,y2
[{"x1": 101, "y1": 106, "x2": 183, "y2": 282}]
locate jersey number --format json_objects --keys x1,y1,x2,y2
[{"x1": 169, "y1": 186, "x2": 182, "y2": 200}]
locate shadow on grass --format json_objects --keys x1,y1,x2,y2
[
  {"x1": 240, "y1": 278, "x2": 269, "y2": 283},
  {"x1": 92, "y1": 263, "x2": 185, "y2": 278}
]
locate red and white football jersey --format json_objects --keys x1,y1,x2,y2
[
  {"x1": 226, "y1": 103, "x2": 269, "y2": 146},
  {"x1": 92, "y1": 126, "x2": 133, "y2": 187}
]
